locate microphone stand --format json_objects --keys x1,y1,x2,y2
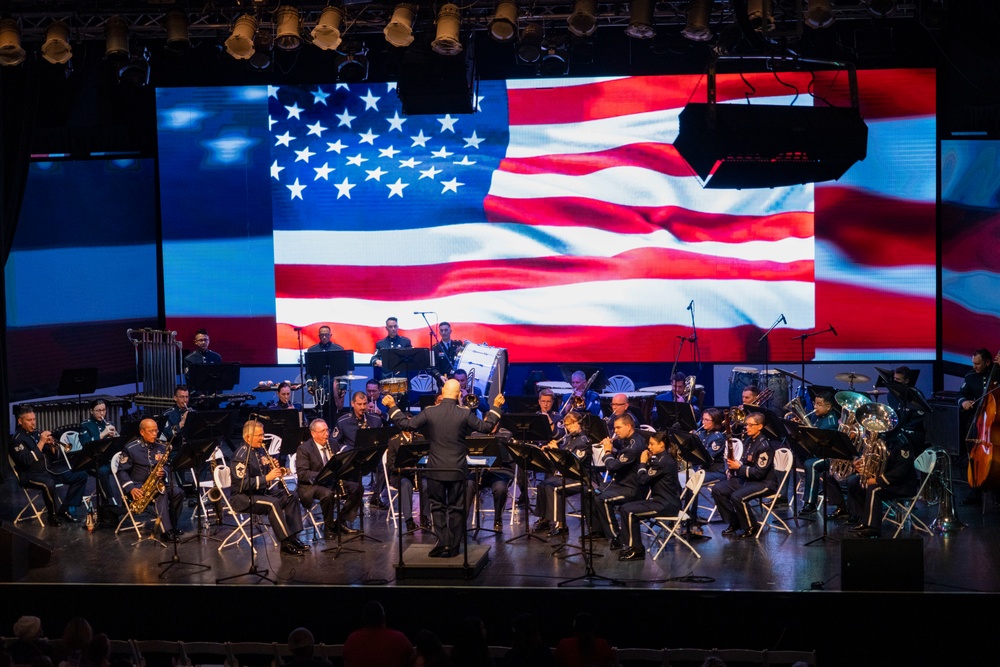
[
  {"x1": 758, "y1": 315, "x2": 786, "y2": 377},
  {"x1": 790, "y1": 325, "x2": 837, "y2": 393},
  {"x1": 295, "y1": 327, "x2": 306, "y2": 414},
  {"x1": 418, "y1": 313, "x2": 442, "y2": 372},
  {"x1": 688, "y1": 302, "x2": 701, "y2": 365}
]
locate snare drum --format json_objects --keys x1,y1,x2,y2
[
  {"x1": 728, "y1": 366, "x2": 760, "y2": 407},
  {"x1": 456, "y1": 343, "x2": 508, "y2": 404},
  {"x1": 379, "y1": 377, "x2": 409, "y2": 395}
]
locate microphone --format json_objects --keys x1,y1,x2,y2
[
  {"x1": 686, "y1": 300, "x2": 694, "y2": 311},
  {"x1": 413, "y1": 311, "x2": 434, "y2": 315},
  {"x1": 780, "y1": 314, "x2": 787, "y2": 325},
  {"x1": 829, "y1": 323, "x2": 838, "y2": 336},
  {"x1": 292, "y1": 326, "x2": 303, "y2": 332}
]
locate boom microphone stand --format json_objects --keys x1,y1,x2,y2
[{"x1": 759, "y1": 313, "x2": 787, "y2": 377}]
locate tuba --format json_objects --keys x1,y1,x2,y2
[
  {"x1": 927, "y1": 447, "x2": 966, "y2": 533},
  {"x1": 783, "y1": 397, "x2": 815, "y2": 427},
  {"x1": 854, "y1": 403, "x2": 897, "y2": 487}
]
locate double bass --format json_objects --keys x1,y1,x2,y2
[{"x1": 967, "y1": 354, "x2": 1000, "y2": 490}]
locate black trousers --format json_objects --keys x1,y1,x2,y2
[{"x1": 425, "y1": 478, "x2": 467, "y2": 550}]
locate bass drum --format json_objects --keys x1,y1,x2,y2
[
  {"x1": 456, "y1": 343, "x2": 508, "y2": 405},
  {"x1": 728, "y1": 366, "x2": 760, "y2": 407}
]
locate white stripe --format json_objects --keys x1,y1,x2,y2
[
  {"x1": 816, "y1": 241, "x2": 935, "y2": 299},
  {"x1": 942, "y1": 269, "x2": 1000, "y2": 319},
  {"x1": 276, "y1": 278, "x2": 815, "y2": 329},
  {"x1": 274, "y1": 223, "x2": 814, "y2": 268},
  {"x1": 506, "y1": 75, "x2": 628, "y2": 90},
  {"x1": 506, "y1": 94, "x2": 805, "y2": 159},
  {"x1": 488, "y1": 167, "x2": 814, "y2": 215}
]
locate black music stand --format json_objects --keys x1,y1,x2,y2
[
  {"x1": 316, "y1": 448, "x2": 368, "y2": 558},
  {"x1": 655, "y1": 401, "x2": 698, "y2": 431},
  {"x1": 306, "y1": 349, "x2": 354, "y2": 423},
  {"x1": 794, "y1": 427, "x2": 857, "y2": 546},
  {"x1": 664, "y1": 428, "x2": 714, "y2": 540},
  {"x1": 157, "y1": 438, "x2": 213, "y2": 578},
  {"x1": 499, "y1": 412, "x2": 556, "y2": 527},
  {"x1": 381, "y1": 347, "x2": 433, "y2": 376},
  {"x1": 393, "y1": 441, "x2": 431, "y2": 564},
  {"x1": 503, "y1": 440, "x2": 552, "y2": 545},
  {"x1": 188, "y1": 363, "x2": 240, "y2": 396},
  {"x1": 68, "y1": 434, "x2": 126, "y2": 472},
  {"x1": 465, "y1": 437, "x2": 501, "y2": 539},
  {"x1": 355, "y1": 425, "x2": 398, "y2": 535},
  {"x1": 57, "y1": 368, "x2": 98, "y2": 401},
  {"x1": 543, "y1": 448, "x2": 597, "y2": 560},
  {"x1": 174, "y1": 434, "x2": 226, "y2": 544},
  {"x1": 260, "y1": 410, "x2": 306, "y2": 452}
]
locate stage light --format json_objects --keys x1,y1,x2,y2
[
  {"x1": 682, "y1": 0, "x2": 713, "y2": 42},
  {"x1": 384, "y1": 4, "x2": 416, "y2": 48},
  {"x1": 224, "y1": 14, "x2": 258, "y2": 60},
  {"x1": 164, "y1": 11, "x2": 191, "y2": 53},
  {"x1": 865, "y1": 0, "x2": 897, "y2": 17},
  {"x1": 249, "y1": 30, "x2": 273, "y2": 70},
  {"x1": 804, "y1": 0, "x2": 835, "y2": 29},
  {"x1": 105, "y1": 16, "x2": 129, "y2": 62},
  {"x1": 625, "y1": 0, "x2": 655, "y2": 39},
  {"x1": 311, "y1": 6, "x2": 344, "y2": 51},
  {"x1": 275, "y1": 6, "x2": 303, "y2": 51},
  {"x1": 118, "y1": 47, "x2": 150, "y2": 86},
  {"x1": 516, "y1": 22, "x2": 543, "y2": 63},
  {"x1": 0, "y1": 19, "x2": 26, "y2": 66},
  {"x1": 431, "y1": 4, "x2": 462, "y2": 55},
  {"x1": 747, "y1": 0, "x2": 774, "y2": 33},
  {"x1": 539, "y1": 41, "x2": 569, "y2": 77},
  {"x1": 336, "y1": 43, "x2": 369, "y2": 83},
  {"x1": 488, "y1": 1, "x2": 518, "y2": 43},
  {"x1": 567, "y1": 0, "x2": 597, "y2": 37},
  {"x1": 41, "y1": 20, "x2": 72, "y2": 65}
]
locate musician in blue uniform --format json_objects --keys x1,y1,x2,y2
[
  {"x1": 797, "y1": 392, "x2": 841, "y2": 516},
  {"x1": 568, "y1": 370, "x2": 602, "y2": 417},
  {"x1": 77, "y1": 399, "x2": 117, "y2": 506},
  {"x1": 845, "y1": 435, "x2": 918, "y2": 538},
  {"x1": 536, "y1": 389, "x2": 564, "y2": 440},
  {"x1": 466, "y1": 427, "x2": 514, "y2": 532},
  {"x1": 533, "y1": 412, "x2": 592, "y2": 536},
  {"x1": 231, "y1": 420, "x2": 308, "y2": 556},
  {"x1": 711, "y1": 412, "x2": 777, "y2": 538},
  {"x1": 336, "y1": 392, "x2": 384, "y2": 452},
  {"x1": 384, "y1": 379, "x2": 504, "y2": 558},
  {"x1": 618, "y1": 431, "x2": 683, "y2": 561},
  {"x1": 9, "y1": 407, "x2": 87, "y2": 526},
  {"x1": 116, "y1": 419, "x2": 185, "y2": 541},
  {"x1": 592, "y1": 414, "x2": 648, "y2": 550},
  {"x1": 453, "y1": 369, "x2": 487, "y2": 417},
  {"x1": 432, "y1": 321, "x2": 464, "y2": 374},
  {"x1": 160, "y1": 385, "x2": 191, "y2": 443},
  {"x1": 654, "y1": 372, "x2": 701, "y2": 417},
  {"x1": 371, "y1": 316, "x2": 412, "y2": 381},
  {"x1": 684, "y1": 407, "x2": 728, "y2": 536},
  {"x1": 296, "y1": 419, "x2": 361, "y2": 537}
]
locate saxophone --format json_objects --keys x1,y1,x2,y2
[{"x1": 129, "y1": 443, "x2": 172, "y2": 514}]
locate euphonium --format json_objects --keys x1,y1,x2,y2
[{"x1": 128, "y1": 443, "x2": 172, "y2": 514}]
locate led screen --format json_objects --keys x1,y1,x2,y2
[
  {"x1": 5, "y1": 159, "x2": 159, "y2": 400},
  {"x1": 941, "y1": 140, "x2": 1000, "y2": 366},
  {"x1": 157, "y1": 69, "x2": 936, "y2": 364}
]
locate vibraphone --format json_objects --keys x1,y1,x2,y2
[{"x1": 14, "y1": 395, "x2": 133, "y2": 431}]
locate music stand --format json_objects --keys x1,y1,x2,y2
[
  {"x1": 188, "y1": 363, "x2": 240, "y2": 395},
  {"x1": 664, "y1": 428, "x2": 714, "y2": 540},
  {"x1": 465, "y1": 437, "x2": 501, "y2": 539},
  {"x1": 793, "y1": 427, "x2": 857, "y2": 546},
  {"x1": 306, "y1": 349, "x2": 353, "y2": 422},
  {"x1": 499, "y1": 412, "x2": 556, "y2": 527},
  {"x1": 393, "y1": 441, "x2": 431, "y2": 563},
  {"x1": 57, "y1": 368, "x2": 98, "y2": 401},
  {"x1": 380, "y1": 347, "x2": 432, "y2": 376},
  {"x1": 68, "y1": 434, "x2": 126, "y2": 472},
  {"x1": 316, "y1": 447, "x2": 369, "y2": 558},
  {"x1": 542, "y1": 448, "x2": 595, "y2": 560},
  {"x1": 502, "y1": 441, "x2": 553, "y2": 545},
  {"x1": 157, "y1": 435, "x2": 213, "y2": 578},
  {"x1": 323, "y1": 444, "x2": 386, "y2": 551},
  {"x1": 260, "y1": 409, "x2": 306, "y2": 450},
  {"x1": 174, "y1": 434, "x2": 226, "y2": 545},
  {"x1": 655, "y1": 401, "x2": 698, "y2": 431}
]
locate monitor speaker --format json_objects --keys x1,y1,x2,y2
[
  {"x1": 0, "y1": 521, "x2": 54, "y2": 582},
  {"x1": 841, "y1": 537, "x2": 923, "y2": 591}
]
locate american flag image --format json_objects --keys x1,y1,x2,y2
[{"x1": 267, "y1": 70, "x2": 935, "y2": 364}]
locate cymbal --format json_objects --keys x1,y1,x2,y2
[
  {"x1": 336, "y1": 374, "x2": 367, "y2": 381},
  {"x1": 864, "y1": 389, "x2": 887, "y2": 396},
  {"x1": 834, "y1": 372, "x2": 871, "y2": 384}
]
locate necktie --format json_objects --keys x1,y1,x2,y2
[{"x1": 321, "y1": 445, "x2": 330, "y2": 465}]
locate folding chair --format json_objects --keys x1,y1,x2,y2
[
  {"x1": 382, "y1": 449, "x2": 401, "y2": 524},
  {"x1": 7, "y1": 454, "x2": 48, "y2": 526},
  {"x1": 883, "y1": 448, "x2": 936, "y2": 538},
  {"x1": 213, "y1": 464, "x2": 276, "y2": 554},
  {"x1": 697, "y1": 440, "x2": 741, "y2": 523},
  {"x1": 754, "y1": 448, "x2": 793, "y2": 538},
  {"x1": 110, "y1": 452, "x2": 166, "y2": 548},
  {"x1": 645, "y1": 469, "x2": 705, "y2": 559}
]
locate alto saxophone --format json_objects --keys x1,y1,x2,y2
[{"x1": 129, "y1": 443, "x2": 172, "y2": 514}]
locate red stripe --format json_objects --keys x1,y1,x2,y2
[
  {"x1": 815, "y1": 281, "x2": 936, "y2": 352},
  {"x1": 275, "y1": 250, "x2": 815, "y2": 300},
  {"x1": 483, "y1": 196, "x2": 814, "y2": 240},
  {"x1": 942, "y1": 209, "x2": 1000, "y2": 273},
  {"x1": 277, "y1": 322, "x2": 818, "y2": 364},
  {"x1": 815, "y1": 186, "x2": 936, "y2": 267},
  {"x1": 943, "y1": 299, "x2": 1000, "y2": 361},
  {"x1": 507, "y1": 70, "x2": 934, "y2": 126},
  {"x1": 498, "y1": 143, "x2": 694, "y2": 178}
]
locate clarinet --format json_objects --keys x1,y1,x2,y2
[{"x1": 259, "y1": 447, "x2": 292, "y2": 497}]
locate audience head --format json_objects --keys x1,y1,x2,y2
[
  {"x1": 287, "y1": 628, "x2": 315, "y2": 659},
  {"x1": 14, "y1": 616, "x2": 42, "y2": 641},
  {"x1": 61, "y1": 617, "x2": 93, "y2": 652},
  {"x1": 361, "y1": 600, "x2": 386, "y2": 628}
]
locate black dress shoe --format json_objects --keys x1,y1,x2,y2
[
  {"x1": 532, "y1": 520, "x2": 551, "y2": 533},
  {"x1": 849, "y1": 523, "x2": 869, "y2": 532},
  {"x1": 799, "y1": 502, "x2": 817, "y2": 516},
  {"x1": 280, "y1": 540, "x2": 304, "y2": 556},
  {"x1": 292, "y1": 538, "x2": 311, "y2": 551},
  {"x1": 722, "y1": 524, "x2": 738, "y2": 536},
  {"x1": 493, "y1": 520, "x2": 503, "y2": 531},
  {"x1": 619, "y1": 548, "x2": 645, "y2": 561},
  {"x1": 548, "y1": 522, "x2": 568, "y2": 537},
  {"x1": 419, "y1": 516, "x2": 432, "y2": 529},
  {"x1": 828, "y1": 506, "x2": 850, "y2": 520},
  {"x1": 338, "y1": 524, "x2": 360, "y2": 535},
  {"x1": 160, "y1": 531, "x2": 179, "y2": 542},
  {"x1": 428, "y1": 545, "x2": 448, "y2": 557},
  {"x1": 846, "y1": 515, "x2": 862, "y2": 526},
  {"x1": 856, "y1": 528, "x2": 881, "y2": 539},
  {"x1": 609, "y1": 537, "x2": 624, "y2": 551},
  {"x1": 582, "y1": 530, "x2": 606, "y2": 540},
  {"x1": 172, "y1": 527, "x2": 185, "y2": 536},
  {"x1": 405, "y1": 518, "x2": 418, "y2": 531},
  {"x1": 58, "y1": 509, "x2": 79, "y2": 523},
  {"x1": 323, "y1": 528, "x2": 338, "y2": 539},
  {"x1": 739, "y1": 527, "x2": 759, "y2": 539},
  {"x1": 46, "y1": 513, "x2": 62, "y2": 527}
]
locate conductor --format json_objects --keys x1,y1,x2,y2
[{"x1": 383, "y1": 379, "x2": 504, "y2": 558}]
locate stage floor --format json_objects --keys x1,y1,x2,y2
[{"x1": 4, "y1": 482, "x2": 1000, "y2": 593}]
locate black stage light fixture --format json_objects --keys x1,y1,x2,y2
[{"x1": 396, "y1": 34, "x2": 477, "y2": 114}]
